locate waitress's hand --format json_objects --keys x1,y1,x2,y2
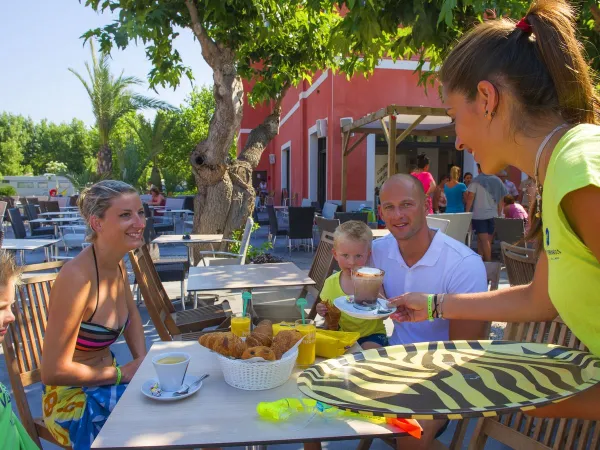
[
  {"x1": 119, "y1": 357, "x2": 144, "y2": 384},
  {"x1": 387, "y1": 293, "x2": 430, "y2": 323}
]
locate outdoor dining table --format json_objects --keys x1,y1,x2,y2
[
  {"x1": 91, "y1": 340, "x2": 409, "y2": 450},
  {"x1": 60, "y1": 206, "x2": 79, "y2": 210},
  {"x1": 2, "y1": 238, "x2": 61, "y2": 263},
  {"x1": 187, "y1": 261, "x2": 315, "y2": 310},
  {"x1": 29, "y1": 216, "x2": 84, "y2": 236},
  {"x1": 151, "y1": 233, "x2": 223, "y2": 264},
  {"x1": 38, "y1": 211, "x2": 81, "y2": 217}
]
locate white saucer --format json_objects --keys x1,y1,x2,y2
[
  {"x1": 141, "y1": 375, "x2": 203, "y2": 402},
  {"x1": 333, "y1": 296, "x2": 394, "y2": 320}
]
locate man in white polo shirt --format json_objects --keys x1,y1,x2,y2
[{"x1": 372, "y1": 174, "x2": 488, "y2": 448}]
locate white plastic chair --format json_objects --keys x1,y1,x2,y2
[
  {"x1": 196, "y1": 217, "x2": 254, "y2": 266},
  {"x1": 429, "y1": 212, "x2": 473, "y2": 244},
  {"x1": 301, "y1": 198, "x2": 312, "y2": 207},
  {"x1": 321, "y1": 202, "x2": 338, "y2": 219},
  {"x1": 425, "y1": 216, "x2": 450, "y2": 234}
]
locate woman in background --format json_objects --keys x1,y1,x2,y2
[
  {"x1": 444, "y1": 166, "x2": 468, "y2": 213},
  {"x1": 410, "y1": 154, "x2": 436, "y2": 214}
]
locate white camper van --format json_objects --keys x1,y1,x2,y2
[{"x1": 1, "y1": 175, "x2": 75, "y2": 197}]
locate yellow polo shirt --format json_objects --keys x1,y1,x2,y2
[
  {"x1": 543, "y1": 124, "x2": 600, "y2": 356},
  {"x1": 320, "y1": 271, "x2": 386, "y2": 338}
]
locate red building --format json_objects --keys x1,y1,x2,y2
[{"x1": 239, "y1": 60, "x2": 522, "y2": 210}]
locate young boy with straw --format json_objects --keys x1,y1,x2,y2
[{"x1": 316, "y1": 221, "x2": 388, "y2": 349}]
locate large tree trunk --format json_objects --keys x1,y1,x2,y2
[
  {"x1": 97, "y1": 143, "x2": 112, "y2": 175},
  {"x1": 185, "y1": 1, "x2": 284, "y2": 262}
]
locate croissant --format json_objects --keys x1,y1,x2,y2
[
  {"x1": 246, "y1": 320, "x2": 274, "y2": 347},
  {"x1": 241, "y1": 346, "x2": 276, "y2": 361},
  {"x1": 271, "y1": 329, "x2": 303, "y2": 359},
  {"x1": 199, "y1": 332, "x2": 246, "y2": 358},
  {"x1": 324, "y1": 303, "x2": 342, "y2": 331}
]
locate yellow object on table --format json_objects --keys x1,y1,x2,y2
[
  {"x1": 295, "y1": 320, "x2": 316, "y2": 367},
  {"x1": 231, "y1": 313, "x2": 251, "y2": 338},
  {"x1": 273, "y1": 323, "x2": 360, "y2": 359}
]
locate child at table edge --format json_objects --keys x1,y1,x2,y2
[
  {"x1": 0, "y1": 249, "x2": 40, "y2": 449},
  {"x1": 316, "y1": 221, "x2": 388, "y2": 349}
]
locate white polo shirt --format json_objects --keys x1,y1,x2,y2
[{"x1": 371, "y1": 231, "x2": 487, "y2": 345}]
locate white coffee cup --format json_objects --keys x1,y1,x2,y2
[{"x1": 152, "y1": 352, "x2": 190, "y2": 391}]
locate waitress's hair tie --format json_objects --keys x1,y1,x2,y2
[{"x1": 515, "y1": 17, "x2": 533, "y2": 34}]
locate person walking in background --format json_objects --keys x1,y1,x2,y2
[
  {"x1": 497, "y1": 170, "x2": 519, "y2": 197},
  {"x1": 463, "y1": 172, "x2": 473, "y2": 187},
  {"x1": 466, "y1": 164, "x2": 507, "y2": 261},
  {"x1": 433, "y1": 174, "x2": 448, "y2": 213},
  {"x1": 410, "y1": 154, "x2": 436, "y2": 214},
  {"x1": 444, "y1": 166, "x2": 468, "y2": 213}
]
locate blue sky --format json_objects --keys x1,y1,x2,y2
[{"x1": 0, "y1": 1, "x2": 213, "y2": 126}]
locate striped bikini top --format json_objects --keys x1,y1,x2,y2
[{"x1": 75, "y1": 246, "x2": 130, "y2": 352}]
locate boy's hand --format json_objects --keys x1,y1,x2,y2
[{"x1": 316, "y1": 302, "x2": 328, "y2": 317}]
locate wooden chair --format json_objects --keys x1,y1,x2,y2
[
  {"x1": 250, "y1": 231, "x2": 336, "y2": 323},
  {"x1": 1, "y1": 271, "x2": 71, "y2": 448},
  {"x1": 468, "y1": 317, "x2": 599, "y2": 450},
  {"x1": 501, "y1": 242, "x2": 537, "y2": 286},
  {"x1": 128, "y1": 245, "x2": 231, "y2": 339}
]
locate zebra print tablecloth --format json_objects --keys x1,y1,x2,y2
[{"x1": 297, "y1": 340, "x2": 600, "y2": 419}]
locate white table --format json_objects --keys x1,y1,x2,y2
[
  {"x1": 91, "y1": 341, "x2": 407, "y2": 449},
  {"x1": 38, "y1": 211, "x2": 80, "y2": 217},
  {"x1": 152, "y1": 234, "x2": 223, "y2": 263},
  {"x1": 30, "y1": 217, "x2": 83, "y2": 224},
  {"x1": 187, "y1": 262, "x2": 315, "y2": 293},
  {"x1": 60, "y1": 206, "x2": 79, "y2": 210},
  {"x1": 2, "y1": 238, "x2": 61, "y2": 263}
]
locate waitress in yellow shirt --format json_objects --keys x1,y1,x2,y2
[{"x1": 388, "y1": 0, "x2": 600, "y2": 420}]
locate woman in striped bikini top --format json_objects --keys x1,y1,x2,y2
[{"x1": 75, "y1": 246, "x2": 131, "y2": 352}]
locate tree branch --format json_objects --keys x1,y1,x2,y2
[
  {"x1": 185, "y1": 0, "x2": 220, "y2": 67},
  {"x1": 273, "y1": 83, "x2": 291, "y2": 112}
]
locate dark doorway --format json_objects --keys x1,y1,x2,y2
[
  {"x1": 317, "y1": 137, "x2": 327, "y2": 208},
  {"x1": 252, "y1": 171, "x2": 267, "y2": 192}
]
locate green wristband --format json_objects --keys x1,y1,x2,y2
[
  {"x1": 115, "y1": 366, "x2": 122, "y2": 385},
  {"x1": 427, "y1": 294, "x2": 434, "y2": 322}
]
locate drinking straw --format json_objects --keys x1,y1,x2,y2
[
  {"x1": 242, "y1": 291, "x2": 251, "y2": 317},
  {"x1": 296, "y1": 298, "x2": 307, "y2": 324}
]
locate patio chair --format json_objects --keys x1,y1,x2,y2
[
  {"x1": 44, "y1": 201, "x2": 61, "y2": 213},
  {"x1": 315, "y1": 216, "x2": 339, "y2": 236},
  {"x1": 56, "y1": 197, "x2": 69, "y2": 208},
  {"x1": 334, "y1": 212, "x2": 368, "y2": 224},
  {"x1": 321, "y1": 202, "x2": 338, "y2": 219},
  {"x1": 24, "y1": 204, "x2": 55, "y2": 237},
  {"x1": 501, "y1": 242, "x2": 537, "y2": 286},
  {"x1": 8, "y1": 208, "x2": 53, "y2": 239},
  {"x1": 426, "y1": 216, "x2": 450, "y2": 234},
  {"x1": 143, "y1": 202, "x2": 175, "y2": 234},
  {"x1": 469, "y1": 316, "x2": 599, "y2": 450},
  {"x1": 430, "y1": 212, "x2": 473, "y2": 244},
  {"x1": 1, "y1": 271, "x2": 71, "y2": 449},
  {"x1": 137, "y1": 218, "x2": 189, "y2": 305},
  {"x1": 129, "y1": 245, "x2": 231, "y2": 337},
  {"x1": 197, "y1": 217, "x2": 253, "y2": 266},
  {"x1": 301, "y1": 198, "x2": 312, "y2": 207},
  {"x1": 266, "y1": 205, "x2": 288, "y2": 246},
  {"x1": 252, "y1": 231, "x2": 336, "y2": 324},
  {"x1": 59, "y1": 224, "x2": 87, "y2": 254},
  {"x1": 27, "y1": 197, "x2": 39, "y2": 206},
  {"x1": 494, "y1": 217, "x2": 526, "y2": 247},
  {"x1": 68, "y1": 195, "x2": 79, "y2": 207},
  {"x1": 288, "y1": 206, "x2": 316, "y2": 254},
  {"x1": 0, "y1": 229, "x2": 4, "y2": 247},
  {"x1": 0, "y1": 199, "x2": 7, "y2": 225}
]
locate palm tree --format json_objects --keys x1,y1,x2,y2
[
  {"x1": 69, "y1": 42, "x2": 173, "y2": 175},
  {"x1": 117, "y1": 113, "x2": 174, "y2": 188}
]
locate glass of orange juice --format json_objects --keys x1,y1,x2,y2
[
  {"x1": 295, "y1": 319, "x2": 316, "y2": 367},
  {"x1": 231, "y1": 313, "x2": 251, "y2": 338}
]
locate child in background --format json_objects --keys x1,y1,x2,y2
[
  {"x1": 316, "y1": 221, "x2": 388, "y2": 349},
  {"x1": 503, "y1": 195, "x2": 529, "y2": 222},
  {"x1": 0, "y1": 249, "x2": 39, "y2": 449}
]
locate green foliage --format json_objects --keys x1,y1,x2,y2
[
  {"x1": 0, "y1": 185, "x2": 17, "y2": 196},
  {"x1": 0, "y1": 113, "x2": 30, "y2": 176},
  {"x1": 161, "y1": 86, "x2": 217, "y2": 188},
  {"x1": 229, "y1": 221, "x2": 273, "y2": 260},
  {"x1": 70, "y1": 42, "x2": 175, "y2": 147},
  {"x1": 45, "y1": 161, "x2": 68, "y2": 174}
]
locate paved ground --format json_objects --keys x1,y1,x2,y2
[{"x1": 1, "y1": 217, "x2": 510, "y2": 449}]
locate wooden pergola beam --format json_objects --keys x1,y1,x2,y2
[
  {"x1": 395, "y1": 114, "x2": 426, "y2": 146},
  {"x1": 344, "y1": 133, "x2": 368, "y2": 156},
  {"x1": 387, "y1": 114, "x2": 397, "y2": 178},
  {"x1": 341, "y1": 104, "x2": 450, "y2": 133},
  {"x1": 341, "y1": 132, "x2": 350, "y2": 211}
]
